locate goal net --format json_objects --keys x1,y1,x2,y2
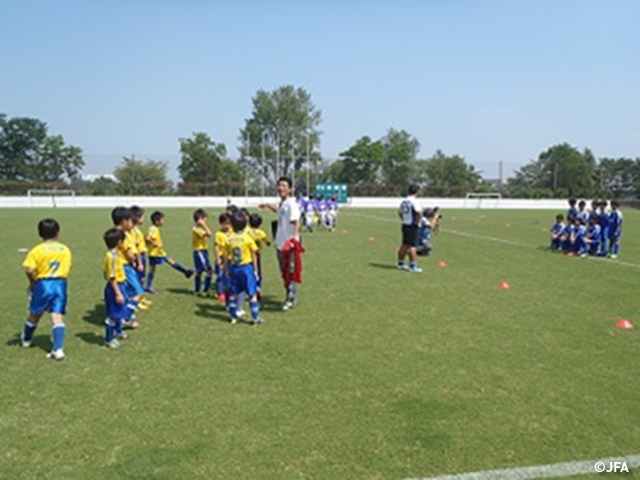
[
  {"x1": 464, "y1": 192, "x2": 502, "y2": 209},
  {"x1": 27, "y1": 189, "x2": 77, "y2": 208}
]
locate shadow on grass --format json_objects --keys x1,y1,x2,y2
[
  {"x1": 368, "y1": 262, "x2": 402, "y2": 270},
  {"x1": 165, "y1": 287, "x2": 195, "y2": 296},
  {"x1": 75, "y1": 332, "x2": 104, "y2": 346},
  {"x1": 6, "y1": 333, "x2": 51, "y2": 352},
  {"x1": 82, "y1": 303, "x2": 105, "y2": 327},
  {"x1": 195, "y1": 302, "x2": 233, "y2": 323}
]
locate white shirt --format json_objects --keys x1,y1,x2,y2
[
  {"x1": 398, "y1": 195, "x2": 420, "y2": 225},
  {"x1": 276, "y1": 197, "x2": 301, "y2": 250}
]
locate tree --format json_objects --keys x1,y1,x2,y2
[
  {"x1": 336, "y1": 136, "x2": 384, "y2": 185},
  {"x1": 507, "y1": 143, "x2": 596, "y2": 198},
  {"x1": 381, "y1": 128, "x2": 420, "y2": 191},
  {"x1": 178, "y1": 133, "x2": 244, "y2": 194},
  {"x1": 594, "y1": 157, "x2": 638, "y2": 198},
  {"x1": 239, "y1": 85, "x2": 322, "y2": 186},
  {"x1": 0, "y1": 113, "x2": 84, "y2": 182},
  {"x1": 114, "y1": 156, "x2": 172, "y2": 195},
  {"x1": 419, "y1": 150, "x2": 484, "y2": 196}
]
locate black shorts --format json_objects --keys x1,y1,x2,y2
[{"x1": 401, "y1": 224, "x2": 419, "y2": 247}]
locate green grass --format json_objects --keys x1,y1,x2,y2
[{"x1": 1, "y1": 207, "x2": 639, "y2": 479}]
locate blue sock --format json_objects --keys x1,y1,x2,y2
[
  {"x1": 409, "y1": 262, "x2": 417, "y2": 269},
  {"x1": 115, "y1": 317, "x2": 124, "y2": 337},
  {"x1": 126, "y1": 300, "x2": 138, "y2": 320},
  {"x1": 228, "y1": 297, "x2": 238, "y2": 320},
  {"x1": 105, "y1": 319, "x2": 115, "y2": 343},
  {"x1": 22, "y1": 320, "x2": 38, "y2": 342},
  {"x1": 172, "y1": 263, "x2": 189, "y2": 274},
  {"x1": 195, "y1": 274, "x2": 202, "y2": 293},
  {"x1": 203, "y1": 275, "x2": 212, "y2": 293},
  {"x1": 146, "y1": 273, "x2": 155, "y2": 289},
  {"x1": 250, "y1": 300, "x2": 260, "y2": 321},
  {"x1": 51, "y1": 323, "x2": 66, "y2": 351},
  {"x1": 397, "y1": 260, "x2": 404, "y2": 267}
]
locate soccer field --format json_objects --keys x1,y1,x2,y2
[{"x1": 1, "y1": 207, "x2": 639, "y2": 480}]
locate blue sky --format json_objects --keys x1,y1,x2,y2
[{"x1": 2, "y1": 0, "x2": 639, "y2": 180}]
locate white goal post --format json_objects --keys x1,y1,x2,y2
[
  {"x1": 464, "y1": 192, "x2": 502, "y2": 209},
  {"x1": 27, "y1": 189, "x2": 77, "y2": 208}
]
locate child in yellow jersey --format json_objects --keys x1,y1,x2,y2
[
  {"x1": 102, "y1": 228, "x2": 129, "y2": 349},
  {"x1": 111, "y1": 207, "x2": 144, "y2": 328},
  {"x1": 214, "y1": 212, "x2": 232, "y2": 301},
  {"x1": 145, "y1": 211, "x2": 194, "y2": 293},
  {"x1": 192, "y1": 208, "x2": 213, "y2": 295},
  {"x1": 222, "y1": 212, "x2": 263, "y2": 325},
  {"x1": 248, "y1": 213, "x2": 271, "y2": 295},
  {"x1": 20, "y1": 218, "x2": 72, "y2": 361},
  {"x1": 130, "y1": 205, "x2": 148, "y2": 284}
]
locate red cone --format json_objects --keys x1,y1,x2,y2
[
  {"x1": 615, "y1": 319, "x2": 634, "y2": 329},
  {"x1": 498, "y1": 281, "x2": 510, "y2": 290}
]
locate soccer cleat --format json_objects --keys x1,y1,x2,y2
[
  {"x1": 46, "y1": 349, "x2": 65, "y2": 361},
  {"x1": 105, "y1": 339, "x2": 121, "y2": 350},
  {"x1": 281, "y1": 300, "x2": 294, "y2": 311},
  {"x1": 145, "y1": 287, "x2": 159, "y2": 294},
  {"x1": 236, "y1": 309, "x2": 246, "y2": 318},
  {"x1": 611, "y1": 254, "x2": 618, "y2": 259},
  {"x1": 185, "y1": 269, "x2": 195, "y2": 279},
  {"x1": 253, "y1": 318, "x2": 265, "y2": 325},
  {"x1": 140, "y1": 298, "x2": 152, "y2": 306},
  {"x1": 137, "y1": 302, "x2": 149, "y2": 310},
  {"x1": 230, "y1": 318, "x2": 238, "y2": 325},
  {"x1": 122, "y1": 320, "x2": 140, "y2": 330},
  {"x1": 397, "y1": 264, "x2": 408, "y2": 270},
  {"x1": 408, "y1": 266, "x2": 423, "y2": 273},
  {"x1": 117, "y1": 332, "x2": 129, "y2": 340},
  {"x1": 20, "y1": 333, "x2": 31, "y2": 348}
]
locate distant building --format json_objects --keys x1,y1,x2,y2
[{"x1": 80, "y1": 173, "x2": 117, "y2": 183}]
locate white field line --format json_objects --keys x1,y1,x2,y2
[
  {"x1": 348, "y1": 211, "x2": 640, "y2": 270},
  {"x1": 406, "y1": 454, "x2": 640, "y2": 480}
]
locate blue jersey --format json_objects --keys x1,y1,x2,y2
[
  {"x1": 608, "y1": 210, "x2": 623, "y2": 236},
  {"x1": 551, "y1": 222, "x2": 564, "y2": 236},
  {"x1": 563, "y1": 224, "x2": 576, "y2": 238},
  {"x1": 586, "y1": 224, "x2": 601, "y2": 242},
  {"x1": 577, "y1": 225, "x2": 587, "y2": 239},
  {"x1": 598, "y1": 210, "x2": 610, "y2": 228},
  {"x1": 567, "y1": 207, "x2": 578, "y2": 220}
]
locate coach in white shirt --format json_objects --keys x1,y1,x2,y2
[
  {"x1": 260, "y1": 176, "x2": 302, "y2": 309},
  {"x1": 397, "y1": 184, "x2": 423, "y2": 273}
]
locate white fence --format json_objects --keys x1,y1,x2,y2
[{"x1": 0, "y1": 195, "x2": 568, "y2": 210}]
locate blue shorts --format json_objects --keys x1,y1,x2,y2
[
  {"x1": 229, "y1": 264, "x2": 258, "y2": 297},
  {"x1": 30, "y1": 279, "x2": 67, "y2": 315},
  {"x1": 193, "y1": 250, "x2": 212, "y2": 272},
  {"x1": 104, "y1": 282, "x2": 129, "y2": 320},
  {"x1": 149, "y1": 256, "x2": 169, "y2": 266},
  {"x1": 124, "y1": 264, "x2": 145, "y2": 296}
]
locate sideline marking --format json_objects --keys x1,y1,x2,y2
[
  {"x1": 406, "y1": 454, "x2": 640, "y2": 479},
  {"x1": 347, "y1": 211, "x2": 640, "y2": 270}
]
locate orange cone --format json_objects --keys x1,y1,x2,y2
[
  {"x1": 498, "y1": 281, "x2": 510, "y2": 290},
  {"x1": 438, "y1": 260, "x2": 447, "y2": 268},
  {"x1": 615, "y1": 319, "x2": 634, "y2": 329}
]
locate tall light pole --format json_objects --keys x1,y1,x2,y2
[
  {"x1": 290, "y1": 146, "x2": 296, "y2": 194},
  {"x1": 261, "y1": 131, "x2": 266, "y2": 199},
  {"x1": 245, "y1": 134, "x2": 250, "y2": 202},
  {"x1": 305, "y1": 133, "x2": 310, "y2": 196},
  {"x1": 275, "y1": 119, "x2": 281, "y2": 181}
]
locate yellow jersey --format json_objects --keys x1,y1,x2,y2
[
  {"x1": 192, "y1": 225, "x2": 210, "y2": 251},
  {"x1": 23, "y1": 241, "x2": 72, "y2": 280},
  {"x1": 247, "y1": 228, "x2": 271, "y2": 250},
  {"x1": 103, "y1": 249, "x2": 127, "y2": 283},
  {"x1": 214, "y1": 229, "x2": 230, "y2": 259},
  {"x1": 223, "y1": 231, "x2": 258, "y2": 267},
  {"x1": 117, "y1": 229, "x2": 137, "y2": 263},
  {"x1": 134, "y1": 227, "x2": 147, "y2": 254},
  {"x1": 146, "y1": 225, "x2": 166, "y2": 257}
]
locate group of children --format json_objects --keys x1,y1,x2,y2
[
  {"x1": 19, "y1": 204, "x2": 273, "y2": 359},
  {"x1": 550, "y1": 199, "x2": 623, "y2": 258},
  {"x1": 298, "y1": 195, "x2": 339, "y2": 232}
]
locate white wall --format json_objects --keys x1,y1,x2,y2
[{"x1": 0, "y1": 195, "x2": 568, "y2": 209}]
